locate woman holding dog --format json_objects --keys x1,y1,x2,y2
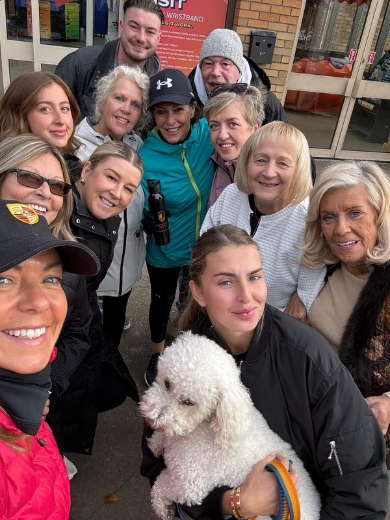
[{"x1": 141, "y1": 224, "x2": 388, "y2": 519}]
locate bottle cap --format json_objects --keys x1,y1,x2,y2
[{"x1": 147, "y1": 179, "x2": 161, "y2": 194}]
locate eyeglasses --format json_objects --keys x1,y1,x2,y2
[
  {"x1": 209, "y1": 83, "x2": 249, "y2": 99},
  {"x1": 3, "y1": 169, "x2": 71, "y2": 197}
]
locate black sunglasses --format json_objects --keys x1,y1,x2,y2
[
  {"x1": 209, "y1": 82, "x2": 249, "y2": 99},
  {"x1": 3, "y1": 169, "x2": 71, "y2": 197}
]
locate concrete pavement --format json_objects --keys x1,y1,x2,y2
[{"x1": 69, "y1": 268, "x2": 160, "y2": 520}]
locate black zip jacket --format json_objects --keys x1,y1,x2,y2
[
  {"x1": 59, "y1": 189, "x2": 138, "y2": 454},
  {"x1": 141, "y1": 305, "x2": 388, "y2": 519},
  {"x1": 55, "y1": 39, "x2": 161, "y2": 120}
]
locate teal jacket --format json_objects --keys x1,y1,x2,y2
[{"x1": 140, "y1": 118, "x2": 215, "y2": 268}]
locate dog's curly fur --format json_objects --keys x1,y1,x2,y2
[{"x1": 140, "y1": 331, "x2": 321, "y2": 520}]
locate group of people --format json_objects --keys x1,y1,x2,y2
[{"x1": 0, "y1": 0, "x2": 389, "y2": 518}]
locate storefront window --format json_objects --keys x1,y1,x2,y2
[
  {"x1": 4, "y1": 0, "x2": 119, "y2": 47},
  {"x1": 293, "y1": 0, "x2": 370, "y2": 78},
  {"x1": 343, "y1": 97, "x2": 390, "y2": 151},
  {"x1": 285, "y1": 90, "x2": 343, "y2": 148},
  {"x1": 0, "y1": 48, "x2": 4, "y2": 97},
  {"x1": 343, "y1": 0, "x2": 390, "y2": 152},
  {"x1": 41, "y1": 63, "x2": 57, "y2": 72},
  {"x1": 363, "y1": 0, "x2": 390, "y2": 82},
  {"x1": 9, "y1": 59, "x2": 34, "y2": 82}
]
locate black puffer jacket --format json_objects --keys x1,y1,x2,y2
[
  {"x1": 141, "y1": 305, "x2": 388, "y2": 519},
  {"x1": 55, "y1": 39, "x2": 161, "y2": 120},
  {"x1": 51, "y1": 273, "x2": 92, "y2": 397},
  {"x1": 47, "y1": 272, "x2": 93, "y2": 451},
  {"x1": 60, "y1": 188, "x2": 138, "y2": 454},
  {"x1": 188, "y1": 57, "x2": 288, "y2": 125}
]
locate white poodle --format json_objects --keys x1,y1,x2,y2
[{"x1": 140, "y1": 331, "x2": 321, "y2": 520}]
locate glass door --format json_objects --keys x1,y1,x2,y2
[
  {"x1": 337, "y1": 0, "x2": 390, "y2": 158},
  {"x1": 284, "y1": 0, "x2": 390, "y2": 160},
  {"x1": 0, "y1": 0, "x2": 118, "y2": 89}
]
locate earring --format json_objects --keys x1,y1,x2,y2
[{"x1": 80, "y1": 178, "x2": 85, "y2": 185}]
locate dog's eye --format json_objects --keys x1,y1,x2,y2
[
  {"x1": 164, "y1": 379, "x2": 170, "y2": 390},
  {"x1": 180, "y1": 399, "x2": 195, "y2": 406}
]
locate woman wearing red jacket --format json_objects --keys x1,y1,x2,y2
[{"x1": 0, "y1": 200, "x2": 98, "y2": 519}]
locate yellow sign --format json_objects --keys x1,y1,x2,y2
[{"x1": 7, "y1": 204, "x2": 39, "y2": 225}]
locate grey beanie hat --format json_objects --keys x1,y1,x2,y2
[{"x1": 200, "y1": 29, "x2": 245, "y2": 74}]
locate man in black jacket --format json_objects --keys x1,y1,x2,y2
[
  {"x1": 55, "y1": 0, "x2": 163, "y2": 119},
  {"x1": 188, "y1": 28, "x2": 288, "y2": 126}
]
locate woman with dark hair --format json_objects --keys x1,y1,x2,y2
[
  {"x1": 142, "y1": 224, "x2": 388, "y2": 520},
  {"x1": 0, "y1": 71, "x2": 80, "y2": 155},
  {"x1": 140, "y1": 69, "x2": 215, "y2": 386}
]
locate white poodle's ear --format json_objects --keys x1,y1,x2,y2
[{"x1": 209, "y1": 376, "x2": 252, "y2": 449}]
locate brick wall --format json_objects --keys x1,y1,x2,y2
[{"x1": 232, "y1": 0, "x2": 304, "y2": 100}]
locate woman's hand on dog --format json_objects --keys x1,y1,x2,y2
[{"x1": 222, "y1": 453, "x2": 299, "y2": 517}]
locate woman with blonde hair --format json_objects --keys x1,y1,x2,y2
[
  {"x1": 0, "y1": 134, "x2": 94, "y2": 474},
  {"x1": 64, "y1": 141, "x2": 143, "y2": 453},
  {"x1": 0, "y1": 134, "x2": 74, "y2": 240},
  {"x1": 201, "y1": 121, "x2": 325, "y2": 320},
  {"x1": 301, "y1": 160, "x2": 390, "y2": 467},
  {"x1": 203, "y1": 84, "x2": 264, "y2": 206}
]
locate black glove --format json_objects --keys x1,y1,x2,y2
[
  {"x1": 142, "y1": 209, "x2": 171, "y2": 235},
  {"x1": 142, "y1": 210, "x2": 158, "y2": 235}
]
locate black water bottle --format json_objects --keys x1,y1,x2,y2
[{"x1": 147, "y1": 179, "x2": 170, "y2": 246}]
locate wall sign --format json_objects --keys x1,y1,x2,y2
[{"x1": 157, "y1": 0, "x2": 229, "y2": 74}]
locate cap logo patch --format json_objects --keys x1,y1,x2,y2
[
  {"x1": 157, "y1": 78, "x2": 172, "y2": 90},
  {"x1": 7, "y1": 203, "x2": 39, "y2": 225}
]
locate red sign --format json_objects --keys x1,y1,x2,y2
[
  {"x1": 367, "y1": 52, "x2": 376, "y2": 65},
  {"x1": 157, "y1": 0, "x2": 229, "y2": 74},
  {"x1": 348, "y1": 49, "x2": 358, "y2": 62}
]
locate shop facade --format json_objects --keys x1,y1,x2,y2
[{"x1": 0, "y1": 0, "x2": 389, "y2": 161}]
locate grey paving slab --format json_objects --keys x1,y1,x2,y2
[
  {"x1": 85, "y1": 471, "x2": 158, "y2": 520},
  {"x1": 69, "y1": 265, "x2": 156, "y2": 520}
]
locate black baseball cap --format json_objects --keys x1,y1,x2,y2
[
  {"x1": 0, "y1": 201, "x2": 99, "y2": 276},
  {"x1": 149, "y1": 69, "x2": 195, "y2": 110}
]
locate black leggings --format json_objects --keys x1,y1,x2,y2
[
  {"x1": 146, "y1": 263, "x2": 189, "y2": 344},
  {"x1": 102, "y1": 290, "x2": 132, "y2": 349}
]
